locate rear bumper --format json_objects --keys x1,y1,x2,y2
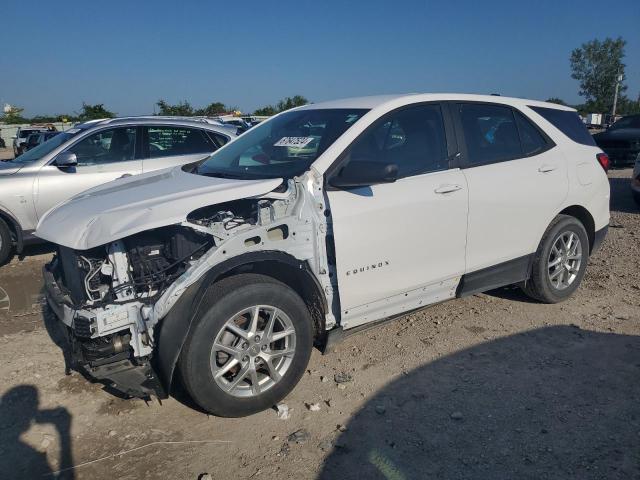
[
  {"x1": 43, "y1": 262, "x2": 166, "y2": 399},
  {"x1": 592, "y1": 225, "x2": 608, "y2": 254}
]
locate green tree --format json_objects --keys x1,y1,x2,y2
[
  {"x1": 195, "y1": 102, "x2": 228, "y2": 116},
  {"x1": 545, "y1": 97, "x2": 568, "y2": 106},
  {"x1": 77, "y1": 103, "x2": 115, "y2": 121},
  {"x1": 276, "y1": 95, "x2": 308, "y2": 112},
  {"x1": 156, "y1": 99, "x2": 194, "y2": 116},
  {"x1": 253, "y1": 105, "x2": 278, "y2": 116},
  {"x1": 253, "y1": 95, "x2": 308, "y2": 116},
  {"x1": 2, "y1": 105, "x2": 27, "y2": 124},
  {"x1": 570, "y1": 37, "x2": 627, "y2": 113}
]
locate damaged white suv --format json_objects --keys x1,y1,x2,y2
[{"x1": 40, "y1": 94, "x2": 610, "y2": 417}]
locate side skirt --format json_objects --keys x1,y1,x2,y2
[
  {"x1": 456, "y1": 254, "x2": 533, "y2": 298},
  {"x1": 325, "y1": 255, "x2": 533, "y2": 351}
]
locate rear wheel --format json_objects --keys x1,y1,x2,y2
[
  {"x1": 178, "y1": 274, "x2": 313, "y2": 417},
  {"x1": 521, "y1": 215, "x2": 589, "y2": 303},
  {"x1": 633, "y1": 190, "x2": 640, "y2": 207},
  {"x1": 0, "y1": 218, "x2": 13, "y2": 265}
]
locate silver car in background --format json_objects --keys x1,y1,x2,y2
[{"x1": 0, "y1": 117, "x2": 238, "y2": 264}]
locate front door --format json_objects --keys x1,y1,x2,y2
[
  {"x1": 34, "y1": 126, "x2": 143, "y2": 220},
  {"x1": 326, "y1": 103, "x2": 468, "y2": 328}
]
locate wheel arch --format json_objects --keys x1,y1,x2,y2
[
  {"x1": 557, "y1": 205, "x2": 595, "y2": 253},
  {"x1": 153, "y1": 250, "x2": 327, "y2": 396}
]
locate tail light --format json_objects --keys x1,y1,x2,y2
[{"x1": 596, "y1": 153, "x2": 610, "y2": 172}]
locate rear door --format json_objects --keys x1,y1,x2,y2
[
  {"x1": 327, "y1": 103, "x2": 468, "y2": 328},
  {"x1": 141, "y1": 125, "x2": 221, "y2": 172},
  {"x1": 453, "y1": 102, "x2": 568, "y2": 276},
  {"x1": 34, "y1": 126, "x2": 143, "y2": 219}
]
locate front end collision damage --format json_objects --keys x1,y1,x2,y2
[{"x1": 42, "y1": 171, "x2": 338, "y2": 399}]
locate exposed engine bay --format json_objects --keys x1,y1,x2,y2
[{"x1": 44, "y1": 178, "x2": 336, "y2": 398}]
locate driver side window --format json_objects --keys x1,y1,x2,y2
[
  {"x1": 344, "y1": 104, "x2": 448, "y2": 179},
  {"x1": 67, "y1": 128, "x2": 137, "y2": 166}
]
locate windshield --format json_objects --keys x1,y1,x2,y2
[
  {"x1": 11, "y1": 131, "x2": 77, "y2": 164},
  {"x1": 196, "y1": 108, "x2": 369, "y2": 179},
  {"x1": 610, "y1": 115, "x2": 640, "y2": 130}
]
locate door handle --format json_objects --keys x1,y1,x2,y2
[
  {"x1": 434, "y1": 184, "x2": 462, "y2": 194},
  {"x1": 538, "y1": 165, "x2": 556, "y2": 173},
  {"x1": 118, "y1": 173, "x2": 133, "y2": 179}
]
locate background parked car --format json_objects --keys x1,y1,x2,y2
[
  {"x1": 24, "y1": 131, "x2": 61, "y2": 152},
  {"x1": 12, "y1": 126, "x2": 51, "y2": 156},
  {"x1": 0, "y1": 117, "x2": 237, "y2": 264},
  {"x1": 593, "y1": 114, "x2": 640, "y2": 168},
  {"x1": 632, "y1": 158, "x2": 640, "y2": 206}
]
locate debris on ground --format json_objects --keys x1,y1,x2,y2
[
  {"x1": 275, "y1": 403, "x2": 290, "y2": 420},
  {"x1": 334, "y1": 372, "x2": 353, "y2": 384},
  {"x1": 288, "y1": 429, "x2": 311, "y2": 445}
]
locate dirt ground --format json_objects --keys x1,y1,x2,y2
[{"x1": 0, "y1": 168, "x2": 638, "y2": 480}]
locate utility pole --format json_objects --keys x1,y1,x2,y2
[{"x1": 612, "y1": 72, "x2": 623, "y2": 118}]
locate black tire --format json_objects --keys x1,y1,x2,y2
[
  {"x1": 633, "y1": 190, "x2": 640, "y2": 208},
  {"x1": 178, "y1": 273, "x2": 313, "y2": 417},
  {"x1": 0, "y1": 218, "x2": 13, "y2": 266},
  {"x1": 521, "y1": 215, "x2": 589, "y2": 304}
]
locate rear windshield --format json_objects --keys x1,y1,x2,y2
[
  {"x1": 19, "y1": 129, "x2": 40, "y2": 138},
  {"x1": 529, "y1": 106, "x2": 596, "y2": 146}
]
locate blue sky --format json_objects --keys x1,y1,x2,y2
[{"x1": 1, "y1": 0, "x2": 639, "y2": 116}]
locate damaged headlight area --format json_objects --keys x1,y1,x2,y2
[
  {"x1": 43, "y1": 191, "x2": 308, "y2": 399},
  {"x1": 45, "y1": 224, "x2": 212, "y2": 398}
]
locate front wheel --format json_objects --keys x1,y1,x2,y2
[
  {"x1": 521, "y1": 215, "x2": 589, "y2": 303},
  {"x1": 178, "y1": 274, "x2": 313, "y2": 417}
]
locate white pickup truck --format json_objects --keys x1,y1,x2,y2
[{"x1": 40, "y1": 94, "x2": 610, "y2": 417}]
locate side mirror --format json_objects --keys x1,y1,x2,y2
[
  {"x1": 329, "y1": 160, "x2": 398, "y2": 189},
  {"x1": 54, "y1": 151, "x2": 78, "y2": 168}
]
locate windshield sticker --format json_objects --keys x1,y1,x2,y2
[{"x1": 274, "y1": 137, "x2": 314, "y2": 148}]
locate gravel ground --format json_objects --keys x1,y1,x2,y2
[{"x1": 0, "y1": 168, "x2": 638, "y2": 480}]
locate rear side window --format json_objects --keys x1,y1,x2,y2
[
  {"x1": 458, "y1": 104, "x2": 522, "y2": 165},
  {"x1": 146, "y1": 127, "x2": 216, "y2": 158},
  {"x1": 529, "y1": 106, "x2": 596, "y2": 146},
  {"x1": 209, "y1": 132, "x2": 230, "y2": 147},
  {"x1": 514, "y1": 111, "x2": 548, "y2": 155}
]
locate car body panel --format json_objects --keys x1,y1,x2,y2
[
  {"x1": 35, "y1": 166, "x2": 282, "y2": 250},
  {"x1": 0, "y1": 119, "x2": 237, "y2": 237},
  {"x1": 328, "y1": 168, "x2": 468, "y2": 327}
]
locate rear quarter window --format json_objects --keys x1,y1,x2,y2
[{"x1": 529, "y1": 106, "x2": 596, "y2": 146}]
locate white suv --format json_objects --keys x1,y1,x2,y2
[{"x1": 40, "y1": 94, "x2": 610, "y2": 417}]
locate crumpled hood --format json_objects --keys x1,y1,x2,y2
[
  {"x1": 35, "y1": 166, "x2": 282, "y2": 250},
  {"x1": 0, "y1": 161, "x2": 23, "y2": 175}
]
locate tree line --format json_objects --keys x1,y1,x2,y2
[
  {"x1": 0, "y1": 95, "x2": 309, "y2": 125},
  {"x1": 2, "y1": 36, "x2": 639, "y2": 125}
]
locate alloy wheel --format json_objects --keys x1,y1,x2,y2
[
  {"x1": 547, "y1": 231, "x2": 583, "y2": 290},
  {"x1": 210, "y1": 305, "x2": 296, "y2": 398}
]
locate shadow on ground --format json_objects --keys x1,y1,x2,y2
[
  {"x1": 0, "y1": 385, "x2": 75, "y2": 479},
  {"x1": 610, "y1": 176, "x2": 638, "y2": 214},
  {"x1": 320, "y1": 326, "x2": 640, "y2": 480}
]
